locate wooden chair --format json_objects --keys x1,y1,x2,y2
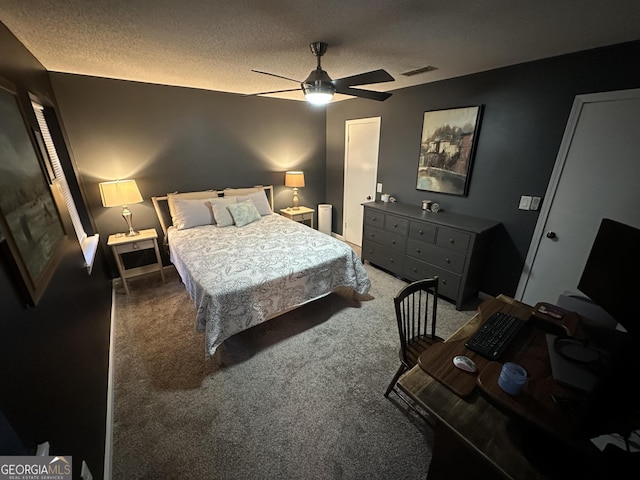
[{"x1": 385, "y1": 277, "x2": 444, "y2": 398}]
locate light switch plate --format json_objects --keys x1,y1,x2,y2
[
  {"x1": 519, "y1": 195, "x2": 532, "y2": 210},
  {"x1": 376, "y1": 183, "x2": 383, "y2": 193}
]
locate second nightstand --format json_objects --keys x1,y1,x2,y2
[
  {"x1": 280, "y1": 206, "x2": 315, "y2": 228},
  {"x1": 107, "y1": 228, "x2": 165, "y2": 295}
]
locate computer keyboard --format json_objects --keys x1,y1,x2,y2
[{"x1": 464, "y1": 311, "x2": 525, "y2": 360}]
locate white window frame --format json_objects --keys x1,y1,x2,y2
[{"x1": 31, "y1": 100, "x2": 99, "y2": 274}]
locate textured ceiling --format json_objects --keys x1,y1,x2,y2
[{"x1": 1, "y1": 0, "x2": 640, "y2": 102}]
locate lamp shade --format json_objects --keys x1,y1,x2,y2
[
  {"x1": 285, "y1": 171, "x2": 305, "y2": 188},
  {"x1": 99, "y1": 179, "x2": 143, "y2": 207}
]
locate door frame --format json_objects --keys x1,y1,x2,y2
[
  {"x1": 342, "y1": 116, "x2": 381, "y2": 246},
  {"x1": 515, "y1": 88, "x2": 640, "y2": 300}
]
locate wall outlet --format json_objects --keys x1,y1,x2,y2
[
  {"x1": 518, "y1": 195, "x2": 532, "y2": 210},
  {"x1": 81, "y1": 461, "x2": 93, "y2": 480},
  {"x1": 530, "y1": 196, "x2": 541, "y2": 210},
  {"x1": 376, "y1": 183, "x2": 383, "y2": 193}
]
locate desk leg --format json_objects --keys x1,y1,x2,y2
[{"x1": 428, "y1": 423, "x2": 498, "y2": 480}]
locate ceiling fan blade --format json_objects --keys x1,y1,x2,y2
[
  {"x1": 334, "y1": 85, "x2": 392, "y2": 101},
  {"x1": 245, "y1": 88, "x2": 301, "y2": 96},
  {"x1": 333, "y1": 69, "x2": 394, "y2": 88},
  {"x1": 251, "y1": 69, "x2": 302, "y2": 84}
]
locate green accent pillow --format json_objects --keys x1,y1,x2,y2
[{"x1": 227, "y1": 200, "x2": 262, "y2": 227}]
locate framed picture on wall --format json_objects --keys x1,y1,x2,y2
[
  {"x1": 0, "y1": 79, "x2": 66, "y2": 305},
  {"x1": 416, "y1": 105, "x2": 483, "y2": 196}
]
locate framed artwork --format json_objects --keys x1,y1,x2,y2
[
  {"x1": 416, "y1": 105, "x2": 483, "y2": 196},
  {"x1": 0, "y1": 79, "x2": 66, "y2": 305}
]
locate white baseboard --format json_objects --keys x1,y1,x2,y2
[{"x1": 103, "y1": 283, "x2": 116, "y2": 480}]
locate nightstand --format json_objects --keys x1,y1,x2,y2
[
  {"x1": 107, "y1": 228, "x2": 165, "y2": 295},
  {"x1": 280, "y1": 206, "x2": 315, "y2": 228}
]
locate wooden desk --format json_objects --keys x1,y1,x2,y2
[{"x1": 397, "y1": 296, "x2": 603, "y2": 479}]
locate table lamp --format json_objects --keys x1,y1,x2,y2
[
  {"x1": 99, "y1": 179, "x2": 143, "y2": 236},
  {"x1": 285, "y1": 171, "x2": 305, "y2": 210}
]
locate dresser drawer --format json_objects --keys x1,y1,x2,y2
[
  {"x1": 384, "y1": 214, "x2": 409, "y2": 236},
  {"x1": 362, "y1": 241, "x2": 404, "y2": 273},
  {"x1": 436, "y1": 227, "x2": 471, "y2": 253},
  {"x1": 403, "y1": 260, "x2": 462, "y2": 301},
  {"x1": 406, "y1": 240, "x2": 466, "y2": 275},
  {"x1": 363, "y1": 225, "x2": 405, "y2": 252},
  {"x1": 364, "y1": 209, "x2": 384, "y2": 227},
  {"x1": 409, "y1": 220, "x2": 436, "y2": 243}
]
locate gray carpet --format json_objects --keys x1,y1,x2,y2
[{"x1": 111, "y1": 263, "x2": 476, "y2": 479}]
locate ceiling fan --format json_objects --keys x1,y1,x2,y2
[{"x1": 250, "y1": 42, "x2": 395, "y2": 105}]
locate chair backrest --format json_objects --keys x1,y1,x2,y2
[{"x1": 394, "y1": 277, "x2": 439, "y2": 365}]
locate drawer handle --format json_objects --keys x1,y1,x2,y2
[
  {"x1": 419, "y1": 230, "x2": 423, "y2": 235},
  {"x1": 372, "y1": 217, "x2": 377, "y2": 222},
  {"x1": 393, "y1": 223, "x2": 398, "y2": 228},
  {"x1": 442, "y1": 279, "x2": 447, "y2": 285},
  {"x1": 390, "y1": 258, "x2": 394, "y2": 263},
  {"x1": 446, "y1": 258, "x2": 450, "y2": 263},
  {"x1": 413, "y1": 268, "x2": 418, "y2": 273},
  {"x1": 449, "y1": 238, "x2": 455, "y2": 244},
  {"x1": 415, "y1": 248, "x2": 421, "y2": 254},
  {"x1": 133, "y1": 243, "x2": 139, "y2": 249},
  {"x1": 392, "y1": 240, "x2": 396, "y2": 245}
]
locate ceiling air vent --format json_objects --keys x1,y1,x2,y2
[{"x1": 400, "y1": 65, "x2": 438, "y2": 77}]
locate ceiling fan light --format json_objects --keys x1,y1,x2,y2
[
  {"x1": 304, "y1": 91, "x2": 334, "y2": 105},
  {"x1": 302, "y1": 80, "x2": 335, "y2": 105}
]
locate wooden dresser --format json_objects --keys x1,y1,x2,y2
[{"x1": 361, "y1": 202, "x2": 499, "y2": 309}]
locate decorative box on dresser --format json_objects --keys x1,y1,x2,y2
[{"x1": 361, "y1": 202, "x2": 500, "y2": 310}]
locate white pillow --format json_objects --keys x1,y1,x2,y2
[
  {"x1": 167, "y1": 190, "x2": 217, "y2": 222},
  {"x1": 209, "y1": 197, "x2": 238, "y2": 227},
  {"x1": 211, "y1": 205, "x2": 234, "y2": 227},
  {"x1": 172, "y1": 198, "x2": 216, "y2": 230},
  {"x1": 236, "y1": 190, "x2": 272, "y2": 216}
]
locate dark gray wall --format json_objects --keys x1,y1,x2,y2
[
  {"x1": 327, "y1": 40, "x2": 640, "y2": 298},
  {"x1": 49, "y1": 74, "x2": 327, "y2": 273},
  {"x1": 0, "y1": 22, "x2": 112, "y2": 480}
]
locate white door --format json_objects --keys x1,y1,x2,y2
[
  {"x1": 343, "y1": 117, "x2": 381, "y2": 246},
  {"x1": 517, "y1": 89, "x2": 640, "y2": 305}
]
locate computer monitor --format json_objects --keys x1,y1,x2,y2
[{"x1": 577, "y1": 218, "x2": 640, "y2": 342}]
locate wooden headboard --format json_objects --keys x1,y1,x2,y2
[{"x1": 152, "y1": 185, "x2": 275, "y2": 244}]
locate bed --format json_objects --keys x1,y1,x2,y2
[{"x1": 152, "y1": 185, "x2": 371, "y2": 356}]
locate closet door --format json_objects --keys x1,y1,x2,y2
[
  {"x1": 343, "y1": 117, "x2": 381, "y2": 246},
  {"x1": 517, "y1": 89, "x2": 640, "y2": 305}
]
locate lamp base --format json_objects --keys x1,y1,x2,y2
[
  {"x1": 122, "y1": 206, "x2": 140, "y2": 236},
  {"x1": 291, "y1": 187, "x2": 300, "y2": 210}
]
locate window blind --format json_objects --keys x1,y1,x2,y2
[{"x1": 32, "y1": 101, "x2": 98, "y2": 273}]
